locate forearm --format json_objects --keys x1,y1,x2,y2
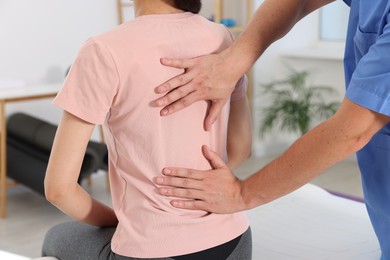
[
  {"x1": 45, "y1": 111, "x2": 117, "y2": 227},
  {"x1": 47, "y1": 184, "x2": 117, "y2": 227},
  {"x1": 227, "y1": 146, "x2": 251, "y2": 171},
  {"x1": 241, "y1": 99, "x2": 389, "y2": 209},
  {"x1": 221, "y1": 0, "x2": 333, "y2": 78},
  {"x1": 241, "y1": 121, "x2": 358, "y2": 208},
  {"x1": 227, "y1": 97, "x2": 252, "y2": 170}
]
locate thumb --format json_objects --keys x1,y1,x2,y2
[
  {"x1": 202, "y1": 145, "x2": 227, "y2": 170},
  {"x1": 204, "y1": 101, "x2": 225, "y2": 131}
]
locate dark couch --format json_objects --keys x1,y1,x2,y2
[{"x1": 7, "y1": 113, "x2": 108, "y2": 195}]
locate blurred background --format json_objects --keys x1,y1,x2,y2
[{"x1": 0, "y1": 1, "x2": 360, "y2": 258}]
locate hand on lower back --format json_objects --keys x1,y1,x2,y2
[{"x1": 154, "y1": 146, "x2": 247, "y2": 214}]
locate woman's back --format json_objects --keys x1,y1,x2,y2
[{"x1": 54, "y1": 12, "x2": 249, "y2": 258}]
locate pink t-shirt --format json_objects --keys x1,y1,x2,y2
[{"x1": 54, "y1": 12, "x2": 249, "y2": 258}]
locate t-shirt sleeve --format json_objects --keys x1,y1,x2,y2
[
  {"x1": 231, "y1": 75, "x2": 248, "y2": 102},
  {"x1": 53, "y1": 38, "x2": 119, "y2": 125},
  {"x1": 346, "y1": 15, "x2": 390, "y2": 117}
]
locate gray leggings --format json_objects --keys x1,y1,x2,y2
[{"x1": 42, "y1": 221, "x2": 252, "y2": 260}]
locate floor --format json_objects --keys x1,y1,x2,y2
[{"x1": 0, "y1": 155, "x2": 363, "y2": 258}]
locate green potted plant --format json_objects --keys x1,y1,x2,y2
[{"x1": 259, "y1": 70, "x2": 340, "y2": 137}]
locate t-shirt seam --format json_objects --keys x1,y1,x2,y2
[{"x1": 53, "y1": 98, "x2": 104, "y2": 125}]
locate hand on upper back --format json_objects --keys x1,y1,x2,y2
[
  {"x1": 154, "y1": 145, "x2": 247, "y2": 214},
  {"x1": 153, "y1": 53, "x2": 242, "y2": 130}
]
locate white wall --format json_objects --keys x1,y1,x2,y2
[
  {"x1": 251, "y1": 0, "x2": 346, "y2": 156},
  {"x1": 0, "y1": 0, "x2": 120, "y2": 139},
  {"x1": 0, "y1": 1, "x2": 118, "y2": 84}
]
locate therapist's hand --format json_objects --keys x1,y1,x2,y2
[
  {"x1": 154, "y1": 146, "x2": 247, "y2": 214},
  {"x1": 153, "y1": 52, "x2": 241, "y2": 131}
]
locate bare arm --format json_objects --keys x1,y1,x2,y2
[
  {"x1": 154, "y1": 0, "x2": 335, "y2": 129},
  {"x1": 44, "y1": 111, "x2": 117, "y2": 227},
  {"x1": 227, "y1": 96, "x2": 252, "y2": 171},
  {"x1": 154, "y1": 98, "x2": 390, "y2": 213}
]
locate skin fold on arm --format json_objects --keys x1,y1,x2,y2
[{"x1": 44, "y1": 111, "x2": 118, "y2": 227}]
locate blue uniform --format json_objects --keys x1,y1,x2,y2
[{"x1": 343, "y1": 0, "x2": 390, "y2": 259}]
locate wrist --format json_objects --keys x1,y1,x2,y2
[
  {"x1": 225, "y1": 40, "x2": 258, "y2": 74},
  {"x1": 239, "y1": 178, "x2": 264, "y2": 210},
  {"x1": 219, "y1": 47, "x2": 248, "y2": 82}
]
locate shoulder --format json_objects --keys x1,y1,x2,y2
[
  {"x1": 193, "y1": 14, "x2": 232, "y2": 34},
  {"x1": 191, "y1": 14, "x2": 234, "y2": 45},
  {"x1": 91, "y1": 19, "x2": 142, "y2": 47}
]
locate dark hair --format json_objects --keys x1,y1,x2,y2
[{"x1": 174, "y1": 0, "x2": 202, "y2": 14}]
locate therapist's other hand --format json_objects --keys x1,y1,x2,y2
[
  {"x1": 154, "y1": 146, "x2": 247, "y2": 214},
  {"x1": 153, "y1": 53, "x2": 239, "y2": 130}
]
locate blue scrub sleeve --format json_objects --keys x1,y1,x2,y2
[{"x1": 346, "y1": 14, "x2": 390, "y2": 117}]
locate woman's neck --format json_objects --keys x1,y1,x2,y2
[{"x1": 133, "y1": 0, "x2": 183, "y2": 17}]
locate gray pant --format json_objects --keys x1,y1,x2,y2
[{"x1": 42, "y1": 221, "x2": 252, "y2": 260}]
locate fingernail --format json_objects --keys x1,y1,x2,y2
[
  {"x1": 171, "y1": 201, "x2": 180, "y2": 207},
  {"x1": 163, "y1": 168, "x2": 171, "y2": 175},
  {"x1": 161, "y1": 109, "x2": 168, "y2": 116},
  {"x1": 157, "y1": 86, "x2": 166, "y2": 93},
  {"x1": 155, "y1": 177, "x2": 164, "y2": 184},
  {"x1": 161, "y1": 58, "x2": 170, "y2": 64}
]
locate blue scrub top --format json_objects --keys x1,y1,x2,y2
[{"x1": 343, "y1": 1, "x2": 390, "y2": 259}]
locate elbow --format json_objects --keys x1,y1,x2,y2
[
  {"x1": 246, "y1": 149, "x2": 252, "y2": 160},
  {"x1": 246, "y1": 143, "x2": 252, "y2": 159},
  {"x1": 227, "y1": 145, "x2": 252, "y2": 170},
  {"x1": 242, "y1": 146, "x2": 252, "y2": 161},
  {"x1": 44, "y1": 178, "x2": 71, "y2": 205},
  {"x1": 349, "y1": 131, "x2": 375, "y2": 153},
  {"x1": 44, "y1": 185, "x2": 63, "y2": 205},
  {"x1": 243, "y1": 137, "x2": 253, "y2": 160}
]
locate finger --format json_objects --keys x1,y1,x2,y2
[
  {"x1": 202, "y1": 145, "x2": 227, "y2": 169},
  {"x1": 170, "y1": 199, "x2": 209, "y2": 211},
  {"x1": 153, "y1": 81, "x2": 195, "y2": 108},
  {"x1": 204, "y1": 101, "x2": 225, "y2": 131},
  {"x1": 154, "y1": 176, "x2": 203, "y2": 190},
  {"x1": 154, "y1": 72, "x2": 194, "y2": 96},
  {"x1": 155, "y1": 82, "x2": 196, "y2": 109},
  {"x1": 159, "y1": 91, "x2": 201, "y2": 116},
  {"x1": 155, "y1": 58, "x2": 196, "y2": 94},
  {"x1": 160, "y1": 57, "x2": 194, "y2": 70},
  {"x1": 162, "y1": 167, "x2": 204, "y2": 180},
  {"x1": 156, "y1": 187, "x2": 204, "y2": 200}
]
